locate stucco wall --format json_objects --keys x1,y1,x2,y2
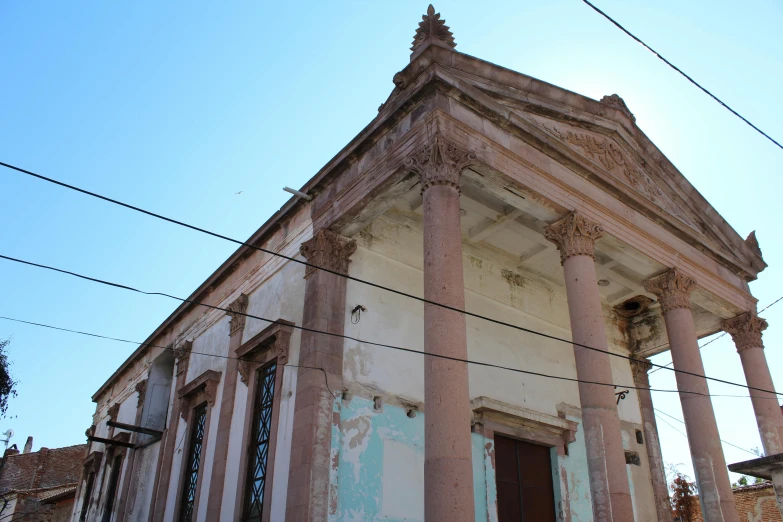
[{"x1": 332, "y1": 218, "x2": 657, "y2": 521}]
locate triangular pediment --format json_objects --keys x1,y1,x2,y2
[{"x1": 382, "y1": 48, "x2": 765, "y2": 278}]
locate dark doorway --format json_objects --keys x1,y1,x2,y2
[{"x1": 495, "y1": 435, "x2": 557, "y2": 522}]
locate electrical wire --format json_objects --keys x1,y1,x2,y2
[
  {"x1": 1, "y1": 259, "x2": 780, "y2": 401},
  {"x1": 649, "y1": 295, "x2": 783, "y2": 375},
  {"x1": 654, "y1": 408, "x2": 757, "y2": 456},
  {"x1": 580, "y1": 0, "x2": 783, "y2": 152},
  {"x1": 0, "y1": 163, "x2": 775, "y2": 394}
]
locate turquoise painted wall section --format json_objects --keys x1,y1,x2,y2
[{"x1": 329, "y1": 396, "x2": 594, "y2": 521}]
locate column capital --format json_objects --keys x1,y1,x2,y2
[
  {"x1": 644, "y1": 269, "x2": 697, "y2": 314},
  {"x1": 722, "y1": 311, "x2": 768, "y2": 353},
  {"x1": 226, "y1": 293, "x2": 249, "y2": 338},
  {"x1": 405, "y1": 134, "x2": 477, "y2": 193},
  {"x1": 630, "y1": 358, "x2": 653, "y2": 388},
  {"x1": 543, "y1": 211, "x2": 604, "y2": 264},
  {"x1": 300, "y1": 229, "x2": 357, "y2": 279}
]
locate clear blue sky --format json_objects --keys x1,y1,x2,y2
[{"x1": 1, "y1": 0, "x2": 781, "y2": 485}]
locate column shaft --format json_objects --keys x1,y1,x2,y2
[
  {"x1": 647, "y1": 269, "x2": 739, "y2": 522},
  {"x1": 407, "y1": 134, "x2": 476, "y2": 522},
  {"x1": 632, "y1": 359, "x2": 674, "y2": 522},
  {"x1": 545, "y1": 212, "x2": 633, "y2": 522}
]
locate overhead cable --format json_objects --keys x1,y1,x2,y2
[
  {"x1": 1, "y1": 254, "x2": 781, "y2": 400},
  {"x1": 654, "y1": 407, "x2": 757, "y2": 456},
  {"x1": 0, "y1": 162, "x2": 773, "y2": 392},
  {"x1": 581, "y1": 0, "x2": 783, "y2": 151}
]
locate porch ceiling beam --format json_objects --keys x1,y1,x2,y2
[{"x1": 468, "y1": 209, "x2": 523, "y2": 244}]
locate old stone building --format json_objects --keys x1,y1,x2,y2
[{"x1": 71, "y1": 5, "x2": 781, "y2": 522}]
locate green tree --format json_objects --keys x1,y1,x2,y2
[{"x1": 0, "y1": 340, "x2": 17, "y2": 417}]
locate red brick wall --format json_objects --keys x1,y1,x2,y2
[
  {"x1": 689, "y1": 484, "x2": 781, "y2": 522},
  {"x1": 0, "y1": 444, "x2": 87, "y2": 492}
]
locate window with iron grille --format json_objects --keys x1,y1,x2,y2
[
  {"x1": 244, "y1": 362, "x2": 277, "y2": 522},
  {"x1": 79, "y1": 471, "x2": 95, "y2": 522},
  {"x1": 102, "y1": 455, "x2": 123, "y2": 522},
  {"x1": 179, "y1": 403, "x2": 208, "y2": 522}
]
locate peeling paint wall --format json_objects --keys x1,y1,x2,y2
[{"x1": 336, "y1": 218, "x2": 658, "y2": 521}]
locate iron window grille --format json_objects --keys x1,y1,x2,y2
[
  {"x1": 101, "y1": 455, "x2": 123, "y2": 522},
  {"x1": 79, "y1": 472, "x2": 95, "y2": 522},
  {"x1": 244, "y1": 361, "x2": 277, "y2": 522},
  {"x1": 179, "y1": 403, "x2": 208, "y2": 522}
]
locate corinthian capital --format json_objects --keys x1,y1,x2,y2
[
  {"x1": 543, "y1": 211, "x2": 604, "y2": 264},
  {"x1": 226, "y1": 293, "x2": 249, "y2": 337},
  {"x1": 300, "y1": 229, "x2": 357, "y2": 279},
  {"x1": 644, "y1": 269, "x2": 696, "y2": 314},
  {"x1": 405, "y1": 134, "x2": 477, "y2": 193},
  {"x1": 723, "y1": 311, "x2": 768, "y2": 353},
  {"x1": 630, "y1": 358, "x2": 653, "y2": 388}
]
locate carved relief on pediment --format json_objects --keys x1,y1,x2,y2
[{"x1": 538, "y1": 122, "x2": 696, "y2": 229}]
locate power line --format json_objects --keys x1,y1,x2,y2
[
  {"x1": 0, "y1": 256, "x2": 779, "y2": 401},
  {"x1": 649, "y1": 295, "x2": 783, "y2": 375},
  {"x1": 0, "y1": 163, "x2": 775, "y2": 395},
  {"x1": 580, "y1": 0, "x2": 783, "y2": 152},
  {"x1": 654, "y1": 408, "x2": 757, "y2": 456}
]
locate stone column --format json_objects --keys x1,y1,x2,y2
[
  {"x1": 645, "y1": 269, "x2": 739, "y2": 522},
  {"x1": 631, "y1": 358, "x2": 674, "y2": 522},
  {"x1": 405, "y1": 134, "x2": 476, "y2": 522},
  {"x1": 285, "y1": 229, "x2": 355, "y2": 522},
  {"x1": 544, "y1": 211, "x2": 634, "y2": 522},
  {"x1": 205, "y1": 294, "x2": 248, "y2": 521},
  {"x1": 723, "y1": 312, "x2": 783, "y2": 456}
]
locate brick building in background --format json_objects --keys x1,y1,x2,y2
[
  {"x1": 0, "y1": 438, "x2": 87, "y2": 521},
  {"x1": 688, "y1": 483, "x2": 782, "y2": 522}
]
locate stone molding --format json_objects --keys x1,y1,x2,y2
[
  {"x1": 471, "y1": 396, "x2": 578, "y2": 453},
  {"x1": 173, "y1": 340, "x2": 192, "y2": 377},
  {"x1": 300, "y1": 229, "x2": 357, "y2": 280},
  {"x1": 135, "y1": 379, "x2": 147, "y2": 409},
  {"x1": 404, "y1": 133, "x2": 477, "y2": 194},
  {"x1": 543, "y1": 211, "x2": 604, "y2": 264},
  {"x1": 746, "y1": 231, "x2": 763, "y2": 259},
  {"x1": 82, "y1": 451, "x2": 103, "y2": 474},
  {"x1": 177, "y1": 370, "x2": 221, "y2": 420},
  {"x1": 644, "y1": 268, "x2": 697, "y2": 314},
  {"x1": 226, "y1": 293, "x2": 249, "y2": 338},
  {"x1": 107, "y1": 403, "x2": 120, "y2": 423},
  {"x1": 235, "y1": 320, "x2": 294, "y2": 385},
  {"x1": 411, "y1": 4, "x2": 456, "y2": 54},
  {"x1": 723, "y1": 312, "x2": 768, "y2": 353},
  {"x1": 630, "y1": 358, "x2": 653, "y2": 388}
]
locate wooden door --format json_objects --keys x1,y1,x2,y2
[{"x1": 495, "y1": 435, "x2": 557, "y2": 522}]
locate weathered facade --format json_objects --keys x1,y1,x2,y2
[{"x1": 71, "y1": 6, "x2": 781, "y2": 522}]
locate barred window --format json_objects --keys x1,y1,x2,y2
[
  {"x1": 102, "y1": 455, "x2": 123, "y2": 522},
  {"x1": 244, "y1": 362, "x2": 277, "y2": 522},
  {"x1": 179, "y1": 403, "x2": 207, "y2": 522},
  {"x1": 80, "y1": 472, "x2": 95, "y2": 522}
]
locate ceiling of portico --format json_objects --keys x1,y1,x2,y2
[{"x1": 371, "y1": 166, "x2": 735, "y2": 356}]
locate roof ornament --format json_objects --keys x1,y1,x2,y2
[
  {"x1": 411, "y1": 5, "x2": 456, "y2": 57},
  {"x1": 600, "y1": 94, "x2": 636, "y2": 123},
  {"x1": 745, "y1": 231, "x2": 763, "y2": 259}
]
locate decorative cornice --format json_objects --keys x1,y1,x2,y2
[
  {"x1": 630, "y1": 358, "x2": 653, "y2": 388},
  {"x1": 178, "y1": 370, "x2": 222, "y2": 419},
  {"x1": 107, "y1": 403, "x2": 120, "y2": 423},
  {"x1": 404, "y1": 134, "x2": 477, "y2": 194},
  {"x1": 723, "y1": 312, "x2": 768, "y2": 353},
  {"x1": 746, "y1": 231, "x2": 763, "y2": 259},
  {"x1": 173, "y1": 340, "x2": 193, "y2": 377},
  {"x1": 644, "y1": 269, "x2": 697, "y2": 314},
  {"x1": 226, "y1": 293, "x2": 249, "y2": 338},
  {"x1": 135, "y1": 379, "x2": 147, "y2": 409},
  {"x1": 600, "y1": 94, "x2": 636, "y2": 123},
  {"x1": 300, "y1": 229, "x2": 357, "y2": 279},
  {"x1": 543, "y1": 211, "x2": 604, "y2": 264},
  {"x1": 411, "y1": 5, "x2": 456, "y2": 55},
  {"x1": 238, "y1": 332, "x2": 291, "y2": 385}
]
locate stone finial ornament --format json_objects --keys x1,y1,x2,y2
[
  {"x1": 722, "y1": 311, "x2": 768, "y2": 353},
  {"x1": 644, "y1": 268, "x2": 697, "y2": 314},
  {"x1": 543, "y1": 211, "x2": 604, "y2": 264},
  {"x1": 300, "y1": 229, "x2": 357, "y2": 279},
  {"x1": 600, "y1": 94, "x2": 636, "y2": 123},
  {"x1": 405, "y1": 134, "x2": 477, "y2": 194},
  {"x1": 746, "y1": 231, "x2": 763, "y2": 258},
  {"x1": 411, "y1": 5, "x2": 456, "y2": 55},
  {"x1": 226, "y1": 293, "x2": 249, "y2": 337}
]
